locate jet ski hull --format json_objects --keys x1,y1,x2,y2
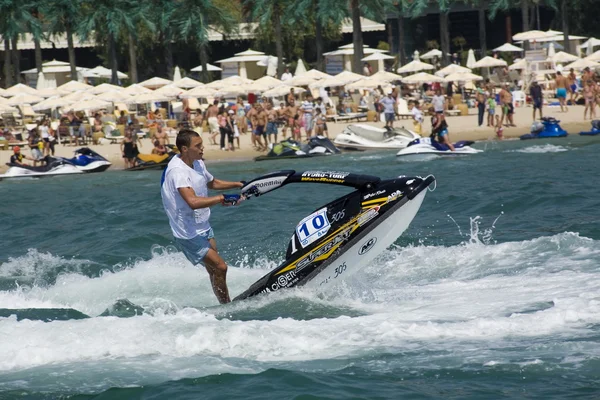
[
  {"x1": 73, "y1": 160, "x2": 111, "y2": 173},
  {"x1": 334, "y1": 124, "x2": 421, "y2": 150},
  {"x1": 0, "y1": 164, "x2": 83, "y2": 180},
  {"x1": 397, "y1": 142, "x2": 482, "y2": 160}
]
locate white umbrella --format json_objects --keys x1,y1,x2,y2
[
  {"x1": 302, "y1": 69, "x2": 331, "y2": 80},
  {"x1": 122, "y1": 84, "x2": 152, "y2": 96},
  {"x1": 466, "y1": 49, "x2": 477, "y2": 69},
  {"x1": 58, "y1": 80, "x2": 93, "y2": 92},
  {"x1": 493, "y1": 43, "x2": 524, "y2": 52},
  {"x1": 180, "y1": 86, "x2": 217, "y2": 99},
  {"x1": 87, "y1": 66, "x2": 128, "y2": 80},
  {"x1": 139, "y1": 77, "x2": 172, "y2": 89},
  {"x1": 585, "y1": 50, "x2": 600, "y2": 62},
  {"x1": 214, "y1": 85, "x2": 254, "y2": 97},
  {"x1": 420, "y1": 49, "x2": 443, "y2": 59},
  {"x1": 205, "y1": 75, "x2": 253, "y2": 89},
  {"x1": 33, "y1": 96, "x2": 74, "y2": 111},
  {"x1": 512, "y1": 30, "x2": 556, "y2": 42},
  {"x1": 346, "y1": 78, "x2": 390, "y2": 90},
  {"x1": 509, "y1": 58, "x2": 528, "y2": 70},
  {"x1": 36, "y1": 72, "x2": 48, "y2": 90},
  {"x1": 294, "y1": 59, "x2": 308, "y2": 76},
  {"x1": 472, "y1": 56, "x2": 507, "y2": 68},
  {"x1": 70, "y1": 99, "x2": 111, "y2": 112},
  {"x1": 155, "y1": 84, "x2": 185, "y2": 97},
  {"x1": 435, "y1": 64, "x2": 472, "y2": 77},
  {"x1": 361, "y1": 52, "x2": 395, "y2": 71},
  {"x1": 0, "y1": 104, "x2": 18, "y2": 113},
  {"x1": 173, "y1": 77, "x2": 204, "y2": 89},
  {"x1": 133, "y1": 92, "x2": 171, "y2": 104},
  {"x1": 254, "y1": 76, "x2": 282, "y2": 89},
  {"x1": 564, "y1": 58, "x2": 600, "y2": 70},
  {"x1": 36, "y1": 87, "x2": 68, "y2": 98},
  {"x1": 397, "y1": 59, "x2": 435, "y2": 74},
  {"x1": 370, "y1": 70, "x2": 403, "y2": 82},
  {"x1": 173, "y1": 66, "x2": 182, "y2": 81},
  {"x1": 548, "y1": 51, "x2": 579, "y2": 64},
  {"x1": 89, "y1": 83, "x2": 124, "y2": 95},
  {"x1": 96, "y1": 91, "x2": 136, "y2": 104},
  {"x1": 4, "y1": 83, "x2": 40, "y2": 97},
  {"x1": 310, "y1": 70, "x2": 363, "y2": 88},
  {"x1": 578, "y1": 37, "x2": 600, "y2": 51},
  {"x1": 190, "y1": 63, "x2": 223, "y2": 72},
  {"x1": 263, "y1": 86, "x2": 306, "y2": 97},
  {"x1": 402, "y1": 72, "x2": 445, "y2": 84},
  {"x1": 444, "y1": 72, "x2": 484, "y2": 82},
  {"x1": 547, "y1": 42, "x2": 556, "y2": 58},
  {"x1": 7, "y1": 93, "x2": 44, "y2": 105},
  {"x1": 285, "y1": 75, "x2": 318, "y2": 86},
  {"x1": 61, "y1": 91, "x2": 96, "y2": 102},
  {"x1": 0, "y1": 88, "x2": 7, "y2": 97}
]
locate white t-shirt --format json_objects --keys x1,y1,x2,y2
[
  {"x1": 281, "y1": 72, "x2": 293, "y2": 81},
  {"x1": 411, "y1": 107, "x2": 423, "y2": 123},
  {"x1": 432, "y1": 95, "x2": 445, "y2": 112},
  {"x1": 40, "y1": 126, "x2": 49, "y2": 139},
  {"x1": 161, "y1": 155, "x2": 214, "y2": 239}
]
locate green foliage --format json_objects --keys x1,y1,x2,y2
[
  {"x1": 452, "y1": 36, "x2": 467, "y2": 51},
  {"x1": 377, "y1": 41, "x2": 390, "y2": 51},
  {"x1": 0, "y1": 0, "x2": 41, "y2": 39},
  {"x1": 426, "y1": 40, "x2": 440, "y2": 50},
  {"x1": 171, "y1": 0, "x2": 238, "y2": 45},
  {"x1": 45, "y1": 0, "x2": 82, "y2": 37}
]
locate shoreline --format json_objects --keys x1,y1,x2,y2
[{"x1": 0, "y1": 105, "x2": 593, "y2": 174}]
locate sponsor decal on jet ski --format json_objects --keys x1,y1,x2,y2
[{"x1": 301, "y1": 171, "x2": 350, "y2": 184}]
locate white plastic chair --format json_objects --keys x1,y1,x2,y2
[{"x1": 512, "y1": 90, "x2": 526, "y2": 107}]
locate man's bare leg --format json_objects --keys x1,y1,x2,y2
[{"x1": 202, "y1": 244, "x2": 231, "y2": 304}]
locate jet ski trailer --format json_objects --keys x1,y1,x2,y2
[{"x1": 234, "y1": 170, "x2": 435, "y2": 301}]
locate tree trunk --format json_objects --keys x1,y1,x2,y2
[
  {"x1": 34, "y1": 37, "x2": 43, "y2": 74},
  {"x1": 200, "y1": 44, "x2": 209, "y2": 82},
  {"x1": 350, "y1": 0, "x2": 364, "y2": 73},
  {"x1": 536, "y1": 4, "x2": 541, "y2": 30},
  {"x1": 397, "y1": 15, "x2": 406, "y2": 66},
  {"x1": 505, "y1": 15, "x2": 512, "y2": 44},
  {"x1": 109, "y1": 34, "x2": 119, "y2": 84},
  {"x1": 165, "y1": 33, "x2": 174, "y2": 79},
  {"x1": 128, "y1": 33, "x2": 138, "y2": 83},
  {"x1": 11, "y1": 37, "x2": 20, "y2": 84},
  {"x1": 315, "y1": 20, "x2": 324, "y2": 71},
  {"x1": 274, "y1": 6, "x2": 284, "y2": 78},
  {"x1": 478, "y1": 2, "x2": 487, "y2": 57},
  {"x1": 3, "y1": 39, "x2": 12, "y2": 87},
  {"x1": 529, "y1": 4, "x2": 535, "y2": 30},
  {"x1": 66, "y1": 28, "x2": 77, "y2": 81},
  {"x1": 521, "y1": 0, "x2": 530, "y2": 50},
  {"x1": 561, "y1": 0, "x2": 570, "y2": 53},
  {"x1": 440, "y1": 11, "x2": 450, "y2": 66}
]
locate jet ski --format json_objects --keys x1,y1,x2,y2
[
  {"x1": 520, "y1": 117, "x2": 568, "y2": 140},
  {"x1": 580, "y1": 120, "x2": 600, "y2": 136},
  {"x1": 126, "y1": 145, "x2": 178, "y2": 171},
  {"x1": 254, "y1": 136, "x2": 340, "y2": 161},
  {"x1": 1, "y1": 156, "x2": 82, "y2": 180},
  {"x1": 334, "y1": 124, "x2": 421, "y2": 150},
  {"x1": 234, "y1": 170, "x2": 435, "y2": 300},
  {"x1": 60, "y1": 148, "x2": 111, "y2": 173},
  {"x1": 396, "y1": 136, "x2": 482, "y2": 161}
]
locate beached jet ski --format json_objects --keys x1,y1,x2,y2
[
  {"x1": 126, "y1": 145, "x2": 178, "y2": 171},
  {"x1": 234, "y1": 170, "x2": 435, "y2": 300},
  {"x1": 1, "y1": 156, "x2": 82, "y2": 180},
  {"x1": 334, "y1": 124, "x2": 421, "y2": 150},
  {"x1": 580, "y1": 120, "x2": 600, "y2": 136},
  {"x1": 254, "y1": 136, "x2": 340, "y2": 161},
  {"x1": 396, "y1": 137, "x2": 482, "y2": 161},
  {"x1": 520, "y1": 117, "x2": 568, "y2": 140},
  {"x1": 60, "y1": 148, "x2": 111, "y2": 173}
]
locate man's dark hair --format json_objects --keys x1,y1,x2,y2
[
  {"x1": 176, "y1": 129, "x2": 200, "y2": 152},
  {"x1": 213, "y1": 100, "x2": 219, "y2": 105}
]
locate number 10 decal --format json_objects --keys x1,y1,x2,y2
[{"x1": 296, "y1": 207, "x2": 331, "y2": 248}]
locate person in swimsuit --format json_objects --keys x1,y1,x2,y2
[
  {"x1": 429, "y1": 107, "x2": 454, "y2": 151},
  {"x1": 235, "y1": 97, "x2": 247, "y2": 135},
  {"x1": 583, "y1": 80, "x2": 597, "y2": 120},
  {"x1": 265, "y1": 102, "x2": 278, "y2": 144},
  {"x1": 555, "y1": 71, "x2": 568, "y2": 113},
  {"x1": 567, "y1": 68, "x2": 578, "y2": 104},
  {"x1": 121, "y1": 130, "x2": 139, "y2": 168}
]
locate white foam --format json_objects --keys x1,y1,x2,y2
[{"x1": 510, "y1": 144, "x2": 569, "y2": 154}]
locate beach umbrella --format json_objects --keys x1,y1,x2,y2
[
  {"x1": 89, "y1": 83, "x2": 124, "y2": 95},
  {"x1": 33, "y1": 96, "x2": 74, "y2": 111},
  {"x1": 0, "y1": 104, "x2": 18, "y2": 113},
  {"x1": 548, "y1": 51, "x2": 579, "y2": 64},
  {"x1": 435, "y1": 64, "x2": 472, "y2": 77},
  {"x1": 362, "y1": 52, "x2": 395, "y2": 71},
  {"x1": 294, "y1": 59, "x2": 308, "y2": 76},
  {"x1": 4, "y1": 83, "x2": 40, "y2": 96},
  {"x1": 61, "y1": 91, "x2": 97, "y2": 103},
  {"x1": 401, "y1": 72, "x2": 445, "y2": 84},
  {"x1": 139, "y1": 76, "x2": 172, "y2": 89},
  {"x1": 472, "y1": 56, "x2": 507, "y2": 68},
  {"x1": 173, "y1": 77, "x2": 204, "y2": 89},
  {"x1": 122, "y1": 84, "x2": 152, "y2": 96},
  {"x1": 155, "y1": 84, "x2": 185, "y2": 97},
  {"x1": 397, "y1": 59, "x2": 435, "y2": 74},
  {"x1": 509, "y1": 58, "x2": 528, "y2": 70},
  {"x1": 310, "y1": 70, "x2": 363, "y2": 88},
  {"x1": 87, "y1": 66, "x2": 128, "y2": 80},
  {"x1": 179, "y1": 86, "x2": 217, "y2": 99},
  {"x1": 585, "y1": 50, "x2": 600, "y2": 62},
  {"x1": 466, "y1": 49, "x2": 477, "y2": 69},
  {"x1": 547, "y1": 42, "x2": 556, "y2": 58},
  {"x1": 214, "y1": 85, "x2": 254, "y2": 97},
  {"x1": 346, "y1": 78, "x2": 390, "y2": 90},
  {"x1": 205, "y1": 75, "x2": 253, "y2": 89},
  {"x1": 420, "y1": 49, "x2": 443, "y2": 60},
  {"x1": 564, "y1": 58, "x2": 600, "y2": 70},
  {"x1": 254, "y1": 75, "x2": 283, "y2": 89},
  {"x1": 0, "y1": 88, "x2": 7, "y2": 97},
  {"x1": 444, "y1": 72, "x2": 484, "y2": 82},
  {"x1": 370, "y1": 70, "x2": 403, "y2": 82},
  {"x1": 173, "y1": 66, "x2": 182, "y2": 81},
  {"x1": 70, "y1": 99, "x2": 111, "y2": 112},
  {"x1": 302, "y1": 69, "x2": 331, "y2": 80},
  {"x1": 97, "y1": 91, "x2": 136, "y2": 104},
  {"x1": 263, "y1": 85, "x2": 306, "y2": 97},
  {"x1": 512, "y1": 30, "x2": 556, "y2": 42},
  {"x1": 7, "y1": 93, "x2": 44, "y2": 105},
  {"x1": 285, "y1": 75, "x2": 318, "y2": 86},
  {"x1": 493, "y1": 43, "x2": 524, "y2": 52},
  {"x1": 133, "y1": 92, "x2": 171, "y2": 104},
  {"x1": 36, "y1": 87, "x2": 68, "y2": 98},
  {"x1": 578, "y1": 37, "x2": 600, "y2": 51},
  {"x1": 58, "y1": 80, "x2": 93, "y2": 92},
  {"x1": 190, "y1": 63, "x2": 223, "y2": 72}
]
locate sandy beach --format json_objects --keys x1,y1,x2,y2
[{"x1": 0, "y1": 104, "x2": 592, "y2": 174}]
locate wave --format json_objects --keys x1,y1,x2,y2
[{"x1": 509, "y1": 144, "x2": 570, "y2": 154}]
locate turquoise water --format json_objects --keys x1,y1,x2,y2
[{"x1": 1, "y1": 137, "x2": 600, "y2": 399}]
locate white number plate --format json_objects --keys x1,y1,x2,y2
[{"x1": 296, "y1": 208, "x2": 331, "y2": 248}]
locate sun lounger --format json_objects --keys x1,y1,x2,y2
[
  {"x1": 445, "y1": 109, "x2": 461, "y2": 117},
  {"x1": 396, "y1": 98, "x2": 413, "y2": 120}
]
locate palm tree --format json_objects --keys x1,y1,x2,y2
[
  {"x1": 45, "y1": 0, "x2": 82, "y2": 80},
  {"x1": 78, "y1": 0, "x2": 139, "y2": 84}
]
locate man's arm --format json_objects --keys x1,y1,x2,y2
[
  {"x1": 178, "y1": 187, "x2": 225, "y2": 210},
  {"x1": 208, "y1": 179, "x2": 243, "y2": 190}
]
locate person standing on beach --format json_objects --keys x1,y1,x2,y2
[
  {"x1": 252, "y1": 104, "x2": 268, "y2": 151},
  {"x1": 281, "y1": 67, "x2": 293, "y2": 82},
  {"x1": 300, "y1": 95, "x2": 315, "y2": 139},
  {"x1": 431, "y1": 89, "x2": 446, "y2": 115},
  {"x1": 265, "y1": 102, "x2": 278, "y2": 144},
  {"x1": 567, "y1": 68, "x2": 577, "y2": 104},
  {"x1": 476, "y1": 88, "x2": 486, "y2": 127},
  {"x1": 161, "y1": 129, "x2": 245, "y2": 304},
  {"x1": 285, "y1": 99, "x2": 300, "y2": 140},
  {"x1": 379, "y1": 90, "x2": 396, "y2": 128},
  {"x1": 583, "y1": 80, "x2": 597, "y2": 120},
  {"x1": 555, "y1": 71, "x2": 568, "y2": 112},
  {"x1": 530, "y1": 81, "x2": 544, "y2": 121},
  {"x1": 206, "y1": 100, "x2": 220, "y2": 145}
]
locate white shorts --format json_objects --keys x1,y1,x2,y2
[{"x1": 208, "y1": 117, "x2": 219, "y2": 134}]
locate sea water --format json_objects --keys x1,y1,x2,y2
[{"x1": 1, "y1": 136, "x2": 599, "y2": 399}]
